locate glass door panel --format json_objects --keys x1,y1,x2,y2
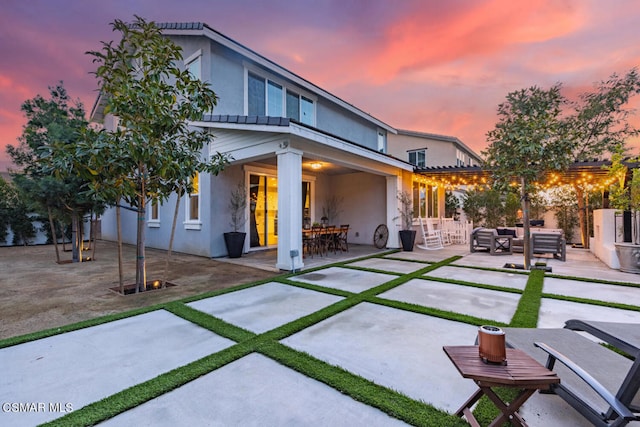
[{"x1": 249, "y1": 174, "x2": 278, "y2": 248}]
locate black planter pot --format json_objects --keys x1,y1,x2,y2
[
  {"x1": 224, "y1": 232, "x2": 246, "y2": 258},
  {"x1": 399, "y1": 230, "x2": 416, "y2": 252}
]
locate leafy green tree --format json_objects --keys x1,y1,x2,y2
[
  {"x1": 482, "y1": 188, "x2": 503, "y2": 228},
  {"x1": 444, "y1": 191, "x2": 460, "y2": 219},
  {"x1": 503, "y1": 191, "x2": 521, "y2": 226},
  {"x1": 6, "y1": 82, "x2": 97, "y2": 261},
  {"x1": 563, "y1": 69, "x2": 640, "y2": 248},
  {"x1": 484, "y1": 84, "x2": 567, "y2": 269},
  {"x1": 0, "y1": 176, "x2": 16, "y2": 243},
  {"x1": 548, "y1": 185, "x2": 579, "y2": 243},
  {"x1": 85, "y1": 16, "x2": 228, "y2": 291},
  {"x1": 461, "y1": 187, "x2": 485, "y2": 227}
]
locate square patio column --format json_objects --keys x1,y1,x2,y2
[
  {"x1": 276, "y1": 146, "x2": 304, "y2": 271},
  {"x1": 386, "y1": 175, "x2": 400, "y2": 248}
]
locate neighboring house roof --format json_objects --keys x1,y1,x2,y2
[
  {"x1": 396, "y1": 128, "x2": 482, "y2": 162},
  {"x1": 157, "y1": 22, "x2": 396, "y2": 134}
]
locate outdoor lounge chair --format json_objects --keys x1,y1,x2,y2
[
  {"x1": 531, "y1": 232, "x2": 566, "y2": 261},
  {"x1": 469, "y1": 228, "x2": 512, "y2": 255},
  {"x1": 503, "y1": 321, "x2": 640, "y2": 426}
]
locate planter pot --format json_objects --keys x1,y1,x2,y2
[
  {"x1": 224, "y1": 232, "x2": 246, "y2": 258},
  {"x1": 615, "y1": 242, "x2": 640, "y2": 274},
  {"x1": 399, "y1": 230, "x2": 417, "y2": 252}
]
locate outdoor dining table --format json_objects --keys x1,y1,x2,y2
[{"x1": 443, "y1": 345, "x2": 560, "y2": 427}]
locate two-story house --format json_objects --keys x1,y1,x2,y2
[
  {"x1": 387, "y1": 129, "x2": 483, "y2": 221},
  {"x1": 93, "y1": 22, "x2": 416, "y2": 271}
]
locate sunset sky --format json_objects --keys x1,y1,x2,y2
[{"x1": 2, "y1": 0, "x2": 640, "y2": 171}]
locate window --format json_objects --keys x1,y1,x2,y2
[
  {"x1": 412, "y1": 181, "x2": 438, "y2": 218},
  {"x1": 377, "y1": 131, "x2": 386, "y2": 153},
  {"x1": 186, "y1": 54, "x2": 201, "y2": 80},
  {"x1": 408, "y1": 149, "x2": 426, "y2": 167},
  {"x1": 456, "y1": 149, "x2": 466, "y2": 167},
  {"x1": 247, "y1": 71, "x2": 315, "y2": 125},
  {"x1": 267, "y1": 81, "x2": 283, "y2": 116},
  {"x1": 248, "y1": 72, "x2": 266, "y2": 116},
  {"x1": 148, "y1": 199, "x2": 160, "y2": 227},
  {"x1": 185, "y1": 172, "x2": 201, "y2": 229}
]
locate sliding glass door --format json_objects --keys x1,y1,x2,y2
[{"x1": 249, "y1": 174, "x2": 278, "y2": 248}]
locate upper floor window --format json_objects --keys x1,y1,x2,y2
[
  {"x1": 408, "y1": 149, "x2": 426, "y2": 167},
  {"x1": 247, "y1": 71, "x2": 314, "y2": 125},
  {"x1": 377, "y1": 131, "x2": 386, "y2": 153},
  {"x1": 185, "y1": 50, "x2": 202, "y2": 80},
  {"x1": 456, "y1": 149, "x2": 466, "y2": 167}
]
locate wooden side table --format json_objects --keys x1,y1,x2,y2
[{"x1": 443, "y1": 345, "x2": 560, "y2": 427}]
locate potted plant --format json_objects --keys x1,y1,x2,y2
[
  {"x1": 224, "y1": 182, "x2": 247, "y2": 258},
  {"x1": 396, "y1": 190, "x2": 416, "y2": 251},
  {"x1": 609, "y1": 151, "x2": 640, "y2": 273}
]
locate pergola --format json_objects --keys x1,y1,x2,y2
[{"x1": 413, "y1": 159, "x2": 619, "y2": 194}]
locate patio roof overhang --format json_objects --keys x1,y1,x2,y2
[{"x1": 413, "y1": 159, "x2": 622, "y2": 191}]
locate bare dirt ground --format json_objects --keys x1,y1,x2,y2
[{"x1": 0, "y1": 241, "x2": 279, "y2": 340}]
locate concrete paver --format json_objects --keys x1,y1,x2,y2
[
  {"x1": 538, "y1": 298, "x2": 640, "y2": 328},
  {"x1": 188, "y1": 282, "x2": 343, "y2": 333},
  {"x1": 100, "y1": 353, "x2": 408, "y2": 427},
  {"x1": 425, "y1": 265, "x2": 529, "y2": 290},
  {"x1": 292, "y1": 266, "x2": 397, "y2": 293},
  {"x1": 348, "y1": 258, "x2": 427, "y2": 274},
  {"x1": 544, "y1": 277, "x2": 640, "y2": 306},
  {"x1": 0, "y1": 310, "x2": 234, "y2": 427},
  {"x1": 379, "y1": 278, "x2": 521, "y2": 323},
  {"x1": 281, "y1": 302, "x2": 479, "y2": 413}
]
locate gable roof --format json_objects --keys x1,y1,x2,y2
[
  {"x1": 396, "y1": 128, "x2": 482, "y2": 162},
  {"x1": 157, "y1": 22, "x2": 396, "y2": 134}
]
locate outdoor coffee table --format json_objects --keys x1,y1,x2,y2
[{"x1": 443, "y1": 345, "x2": 560, "y2": 427}]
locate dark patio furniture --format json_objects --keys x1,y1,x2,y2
[
  {"x1": 470, "y1": 228, "x2": 512, "y2": 255},
  {"x1": 531, "y1": 232, "x2": 566, "y2": 261},
  {"x1": 503, "y1": 321, "x2": 640, "y2": 426}
]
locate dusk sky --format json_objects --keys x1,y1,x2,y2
[{"x1": 2, "y1": 0, "x2": 640, "y2": 171}]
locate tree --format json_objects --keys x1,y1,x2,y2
[
  {"x1": 444, "y1": 191, "x2": 460, "y2": 220},
  {"x1": 85, "y1": 16, "x2": 228, "y2": 292},
  {"x1": 484, "y1": 84, "x2": 567, "y2": 269},
  {"x1": 6, "y1": 82, "x2": 97, "y2": 261},
  {"x1": 563, "y1": 69, "x2": 640, "y2": 248},
  {"x1": 461, "y1": 187, "x2": 485, "y2": 226},
  {"x1": 548, "y1": 185, "x2": 579, "y2": 243}
]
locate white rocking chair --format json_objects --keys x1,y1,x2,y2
[{"x1": 416, "y1": 217, "x2": 444, "y2": 250}]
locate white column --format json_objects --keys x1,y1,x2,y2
[
  {"x1": 386, "y1": 175, "x2": 401, "y2": 248},
  {"x1": 276, "y1": 146, "x2": 304, "y2": 271}
]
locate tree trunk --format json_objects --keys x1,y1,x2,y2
[
  {"x1": 91, "y1": 212, "x2": 97, "y2": 261},
  {"x1": 136, "y1": 172, "x2": 147, "y2": 293},
  {"x1": 71, "y1": 211, "x2": 79, "y2": 263},
  {"x1": 116, "y1": 200, "x2": 124, "y2": 295},
  {"x1": 47, "y1": 206, "x2": 60, "y2": 263},
  {"x1": 163, "y1": 192, "x2": 181, "y2": 288},
  {"x1": 575, "y1": 186, "x2": 589, "y2": 249},
  {"x1": 521, "y1": 177, "x2": 531, "y2": 270}
]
